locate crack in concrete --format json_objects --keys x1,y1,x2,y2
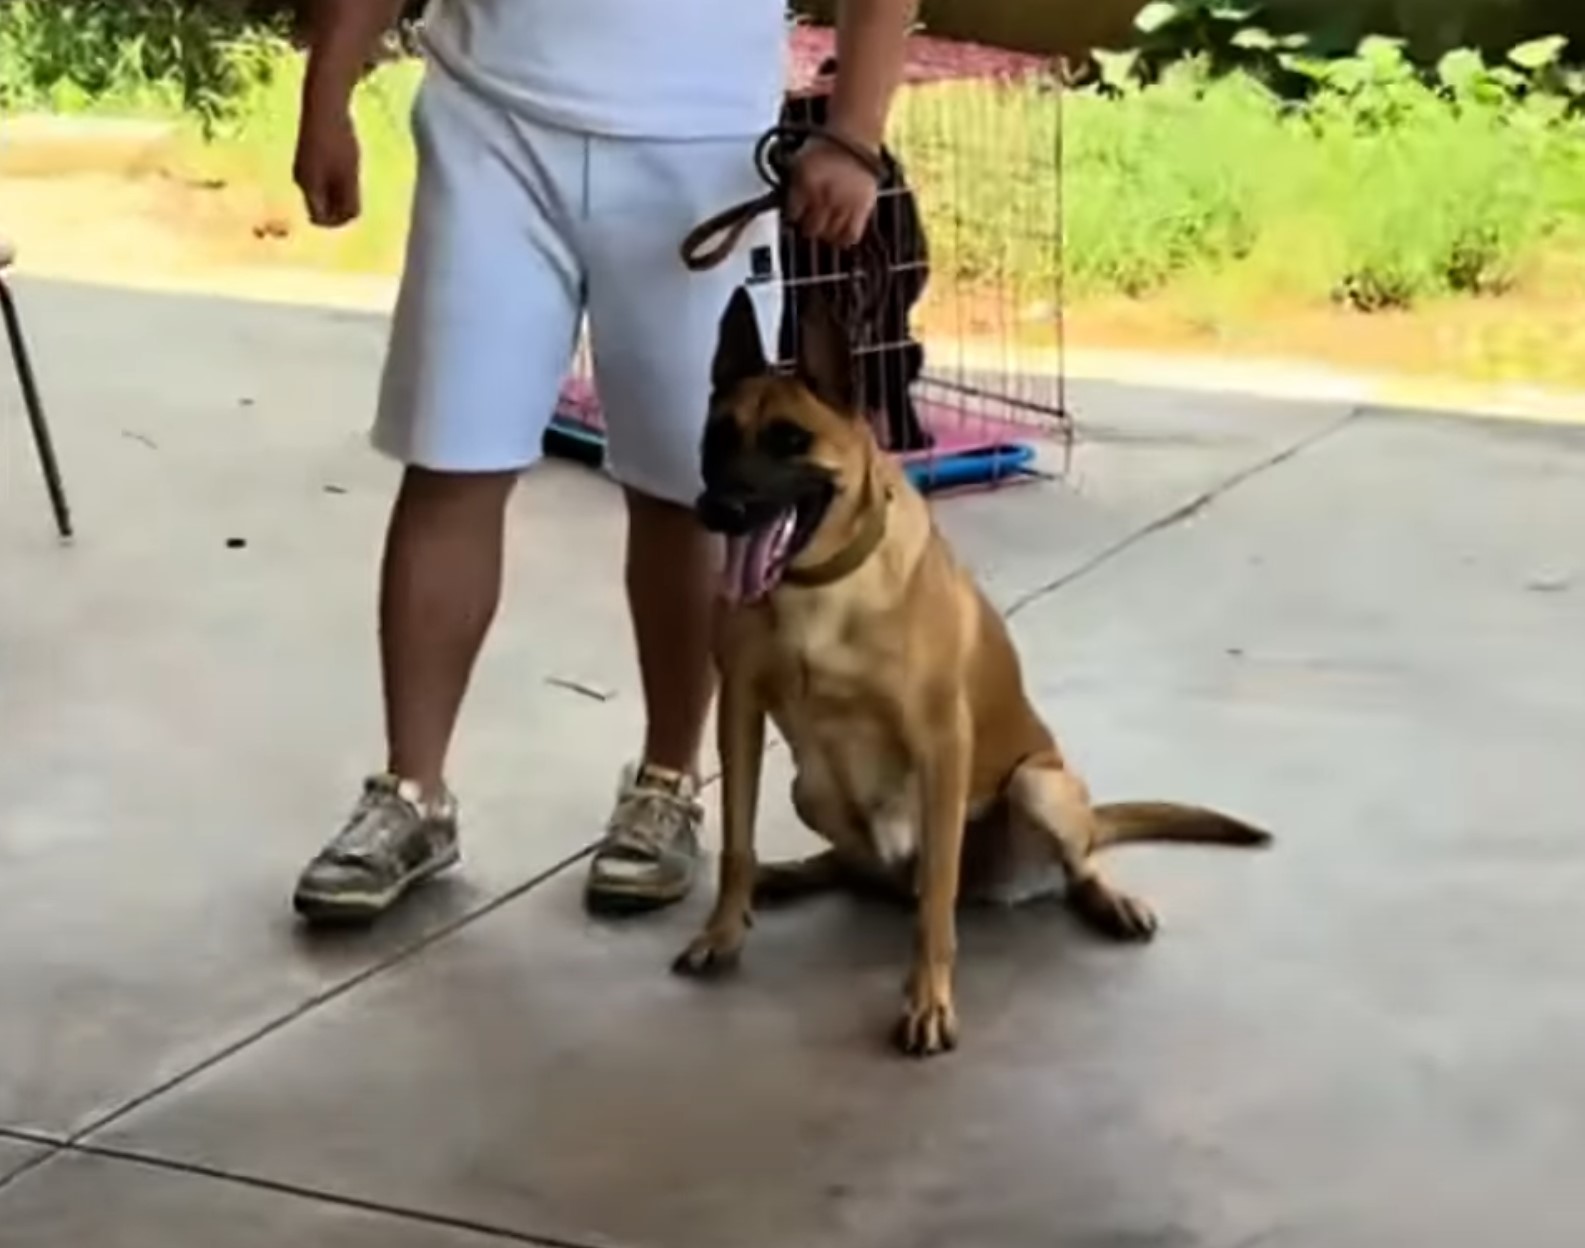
[
  {"x1": 38, "y1": 846, "x2": 598, "y2": 1150},
  {"x1": 0, "y1": 1131, "x2": 622, "y2": 1246},
  {"x1": 0, "y1": 848, "x2": 623, "y2": 1233},
  {"x1": 1003, "y1": 406, "x2": 1364, "y2": 622},
  {"x1": 18, "y1": 1137, "x2": 625, "y2": 1247},
  {"x1": 0, "y1": 1127, "x2": 66, "y2": 1194},
  {"x1": 0, "y1": 754, "x2": 754, "y2": 1212},
  {"x1": 0, "y1": 1127, "x2": 61, "y2": 1147}
]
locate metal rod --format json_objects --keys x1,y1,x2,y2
[
  {"x1": 919, "y1": 373, "x2": 1066, "y2": 422},
  {"x1": 1, "y1": 277, "x2": 74, "y2": 540}
]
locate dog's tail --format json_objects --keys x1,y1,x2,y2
[{"x1": 1090, "y1": 802, "x2": 1272, "y2": 851}]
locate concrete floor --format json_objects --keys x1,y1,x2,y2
[{"x1": 3, "y1": 277, "x2": 1584, "y2": 1247}]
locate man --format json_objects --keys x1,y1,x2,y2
[{"x1": 290, "y1": 0, "x2": 916, "y2": 922}]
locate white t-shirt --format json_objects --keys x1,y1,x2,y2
[{"x1": 420, "y1": 0, "x2": 789, "y2": 139}]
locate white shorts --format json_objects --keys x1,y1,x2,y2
[{"x1": 373, "y1": 65, "x2": 782, "y2": 504}]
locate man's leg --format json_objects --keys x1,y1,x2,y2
[
  {"x1": 623, "y1": 487, "x2": 718, "y2": 777},
  {"x1": 293, "y1": 65, "x2": 586, "y2": 924},
  {"x1": 382, "y1": 468, "x2": 518, "y2": 791},
  {"x1": 292, "y1": 468, "x2": 514, "y2": 923},
  {"x1": 578, "y1": 130, "x2": 783, "y2": 914},
  {"x1": 578, "y1": 488, "x2": 717, "y2": 914}
]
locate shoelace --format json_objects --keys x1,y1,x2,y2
[
  {"x1": 325, "y1": 784, "x2": 423, "y2": 865},
  {"x1": 606, "y1": 785, "x2": 697, "y2": 857}
]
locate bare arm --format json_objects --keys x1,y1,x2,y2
[
  {"x1": 294, "y1": 0, "x2": 406, "y2": 227},
  {"x1": 827, "y1": 0, "x2": 918, "y2": 150},
  {"x1": 301, "y1": 0, "x2": 409, "y2": 110}
]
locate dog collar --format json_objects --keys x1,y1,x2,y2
[{"x1": 782, "y1": 480, "x2": 892, "y2": 589}]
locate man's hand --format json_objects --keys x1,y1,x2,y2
[
  {"x1": 790, "y1": 0, "x2": 916, "y2": 249},
  {"x1": 292, "y1": 0, "x2": 406, "y2": 228},
  {"x1": 786, "y1": 138, "x2": 880, "y2": 249},
  {"x1": 294, "y1": 94, "x2": 362, "y2": 228}
]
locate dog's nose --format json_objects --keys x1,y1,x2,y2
[{"x1": 695, "y1": 492, "x2": 753, "y2": 536}]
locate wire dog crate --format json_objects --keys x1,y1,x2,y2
[{"x1": 548, "y1": 25, "x2": 1072, "y2": 497}]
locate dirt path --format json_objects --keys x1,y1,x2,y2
[{"x1": 0, "y1": 171, "x2": 399, "y2": 310}]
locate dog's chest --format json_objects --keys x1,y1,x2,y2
[
  {"x1": 789, "y1": 712, "x2": 918, "y2": 866},
  {"x1": 766, "y1": 615, "x2": 918, "y2": 865}
]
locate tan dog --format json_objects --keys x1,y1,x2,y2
[{"x1": 673, "y1": 289, "x2": 1271, "y2": 1057}]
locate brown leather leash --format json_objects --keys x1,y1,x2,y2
[
  {"x1": 680, "y1": 125, "x2": 887, "y2": 270},
  {"x1": 680, "y1": 124, "x2": 897, "y2": 333}
]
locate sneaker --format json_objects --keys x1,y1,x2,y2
[
  {"x1": 584, "y1": 762, "x2": 704, "y2": 915},
  {"x1": 293, "y1": 774, "x2": 460, "y2": 924}
]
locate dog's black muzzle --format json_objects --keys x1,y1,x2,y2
[
  {"x1": 697, "y1": 415, "x2": 835, "y2": 537},
  {"x1": 697, "y1": 458, "x2": 837, "y2": 530},
  {"x1": 695, "y1": 488, "x2": 781, "y2": 537}
]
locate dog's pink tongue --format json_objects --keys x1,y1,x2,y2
[
  {"x1": 722, "y1": 535, "x2": 753, "y2": 604},
  {"x1": 722, "y1": 510, "x2": 796, "y2": 604}
]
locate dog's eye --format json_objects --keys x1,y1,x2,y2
[{"x1": 759, "y1": 419, "x2": 813, "y2": 459}]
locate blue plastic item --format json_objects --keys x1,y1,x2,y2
[
  {"x1": 543, "y1": 416, "x2": 1038, "y2": 496},
  {"x1": 902, "y1": 442, "x2": 1037, "y2": 493}
]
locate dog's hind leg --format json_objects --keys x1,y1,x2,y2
[
  {"x1": 753, "y1": 851, "x2": 847, "y2": 905},
  {"x1": 762, "y1": 772, "x2": 913, "y2": 907},
  {"x1": 1006, "y1": 757, "x2": 1159, "y2": 942}
]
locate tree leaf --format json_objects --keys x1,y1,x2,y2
[
  {"x1": 1133, "y1": 2, "x2": 1184, "y2": 35},
  {"x1": 1435, "y1": 47, "x2": 1485, "y2": 92},
  {"x1": 1356, "y1": 35, "x2": 1410, "y2": 77},
  {"x1": 1508, "y1": 35, "x2": 1567, "y2": 71},
  {"x1": 1093, "y1": 48, "x2": 1142, "y2": 90},
  {"x1": 1277, "y1": 52, "x2": 1331, "y2": 82},
  {"x1": 1232, "y1": 26, "x2": 1278, "y2": 50}
]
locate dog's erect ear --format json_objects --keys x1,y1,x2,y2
[
  {"x1": 712, "y1": 287, "x2": 769, "y2": 399},
  {"x1": 793, "y1": 292, "x2": 856, "y2": 416}
]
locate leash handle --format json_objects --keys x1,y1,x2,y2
[
  {"x1": 679, "y1": 124, "x2": 889, "y2": 273},
  {"x1": 680, "y1": 189, "x2": 781, "y2": 273}
]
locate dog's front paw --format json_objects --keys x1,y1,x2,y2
[
  {"x1": 893, "y1": 985, "x2": 959, "y2": 1058},
  {"x1": 1069, "y1": 877, "x2": 1159, "y2": 943},
  {"x1": 671, "y1": 924, "x2": 747, "y2": 979}
]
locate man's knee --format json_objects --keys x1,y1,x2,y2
[
  {"x1": 622, "y1": 488, "x2": 717, "y2": 571},
  {"x1": 395, "y1": 465, "x2": 519, "y2": 522},
  {"x1": 623, "y1": 484, "x2": 702, "y2": 526}
]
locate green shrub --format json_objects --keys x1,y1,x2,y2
[
  {"x1": 1060, "y1": 65, "x2": 1269, "y2": 295},
  {"x1": 0, "y1": 0, "x2": 288, "y2": 129},
  {"x1": 894, "y1": 31, "x2": 1585, "y2": 311}
]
